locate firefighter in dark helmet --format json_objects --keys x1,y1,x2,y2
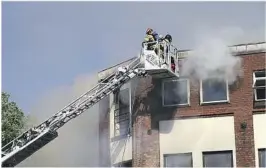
[{"x1": 164, "y1": 34, "x2": 175, "y2": 72}]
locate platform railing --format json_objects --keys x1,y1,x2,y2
[{"x1": 142, "y1": 40, "x2": 179, "y2": 74}]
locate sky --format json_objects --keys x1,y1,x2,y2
[{"x1": 2, "y1": 1, "x2": 265, "y2": 114}]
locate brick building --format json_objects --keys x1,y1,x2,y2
[{"x1": 98, "y1": 42, "x2": 266, "y2": 167}]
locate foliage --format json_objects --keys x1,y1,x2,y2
[{"x1": 1, "y1": 92, "x2": 26, "y2": 146}]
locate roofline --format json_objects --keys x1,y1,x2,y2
[
  {"x1": 230, "y1": 41, "x2": 265, "y2": 47},
  {"x1": 177, "y1": 41, "x2": 266, "y2": 58},
  {"x1": 177, "y1": 41, "x2": 266, "y2": 52}
]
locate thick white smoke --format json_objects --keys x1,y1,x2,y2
[
  {"x1": 180, "y1": 28, "x2": 243, "y2": 85},
  {"x1": 18, "y1": 73, "x2": 101, "y2": 167}
]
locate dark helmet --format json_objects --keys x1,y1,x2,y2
[{"x1": 165, "y1": 34, "x2": 172, "y2": 43}]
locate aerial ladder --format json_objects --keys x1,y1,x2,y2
[{"x1": 1, "y1": 39, "x2": 180, "y2": 167}]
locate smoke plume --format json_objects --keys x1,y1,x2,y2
[
  {"x1": 180, "y1": 27, "x2": 243, "y2": 85},
  {"x1": 18, "y1": 73, "x2": 101, "y2": 167}
]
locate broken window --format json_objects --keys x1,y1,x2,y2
[
  {"x1": 114, "y1": 88, "x2": 130, "y2": 137},
  {"x1": 259, "y1": 148, "x2": 266, "y2": 167},
  {"x1": 164, "y1": 153, "x2": 193, "y2": 167},
  {"x1": 253, "y1": 70, "x2": 266, "y2": 101},
  {"x1": 162, "y1": 79, "x2": 190, "y2": 106},
  {"x1": 200, "y1": 78, "x2": 229, "y2": 104},
  {"x1": 203, "y1": 150, "x2": 233, "y2": 167}
]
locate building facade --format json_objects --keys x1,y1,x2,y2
[{"x1": 98, "y1": 42, "x2": 266, "y2": 167}]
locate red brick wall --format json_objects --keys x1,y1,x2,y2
[
  {"x1": 132, "y1": 76, "x2": 160, "y2": 167},
  {"x1": 131, "y1": 52, "x2": 266, "y2": 167}
]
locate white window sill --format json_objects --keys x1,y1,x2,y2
[
  {"x1": 200, "y1": 100, "x2": 230, "y2": 106},
  {"x1": 163, "y1": 103, "x2": 190, "y2": 107},
  {"x1": 254, "y1": 99, "x2": 266, "y2": 102}
]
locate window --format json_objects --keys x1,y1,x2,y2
[
  {"x1": 202, "y1": 150, "x2": 233, "y2": 167},
  {"x1": 253, "y1": 70, "x2": 266, "y2": 101},
  {"x1": 259, "y1": 148, "x2": 266, "y2": 167},
  {"x1": 164, "y1": 153, "x2": 193, "y2": 167},
  {"x1": 200, "y1": 78, "x2": 229, "y2": 104},
  {"x1": 114, "y1": 88, "x2": 130, "y2": 137},
  {"x1": 162, "y1": 79, "x2": 190, "y2": 106}
]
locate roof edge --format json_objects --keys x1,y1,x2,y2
[{"x1": 177, "y1": 41, "x2": 266, "y2": 58}]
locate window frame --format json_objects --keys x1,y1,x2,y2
[
  {"x1": 162, "y1": 78, "x2": 190, "y2": 107},
  {"x1": 113, "y1": 88, "x2": 131, "y2": 137},
  {"x1": 163, "y1": 152, "x2": 193, "y2": 167},
  {"x1": 200, "y1": 78, "x2": 230, "y2": 105},
  {"x1": 253, "y1": 70, "x2": 266, "y2": 102},
  {"x1": 202, "y1": 150, "x2": 234, "y2": 167}
]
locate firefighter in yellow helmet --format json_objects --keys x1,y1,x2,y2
[{"x1": 142, "y1": 28, "x2": 156, "y2": 50}]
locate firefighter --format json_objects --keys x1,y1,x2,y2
[
  {"x1": 164, "y1": 34, "x2": 175, "y2": 72},
  {"x1": 157, "y1": 34, "x2": 174, "y2": 69},
  {"x1": 162, "y1": 34, "x2": 172, "y2": 55},
  {"x1": 156, "y1": 34, "x2": 165, "y2": 59},
  {"x1": 157, "y1": 34, "x2": 172, "y2": 60},
  {"x1": 152, "y1": 30, "x2": 159, "y2": 41},
  {"x1": 164, "y1": 34, "x2": 172, "y2": 43},
  {"x1": 142, "y1": 28, "x2": 156, "y2": 50},
  {"x1": 152, "y1": 32, "x2": 164, "y2": 56}
]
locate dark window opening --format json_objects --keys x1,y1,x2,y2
[
  {"x1": 201, "y1": 78, "x2": 228, "y2": 103},
  {"x1": 254, "y1": 70, "x2": 266, "y2": 78},
  {"x1": 164, "y1": 153, "x2": 193, "y2": 167},
  {"x1": 253, "y1": 70, "x2": 266, "y2": 102},
  {"x1": 256, "y1": 88, "x2": 266, "y2": 100},
  {"x1": 255, "y1": 79, "x2": 266, "y2": 87},
  {"x1": 259, "y1": 148, "x2": 266, "y2": 167},
  {"x1": 163, "y1": 79, "x2": 189, "y2": 106},
  {"x1": 202, "y1": 150, "x2": 233, "y2": 167},
  {"x1": 114, "y1": 88, "x2": 130, "y2": 137}
]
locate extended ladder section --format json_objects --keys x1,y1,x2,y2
[{"x1": 1, "y1": 40, "x2": 179, "y2": 167}]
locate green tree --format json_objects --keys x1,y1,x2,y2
[{"x1": 1, "y1": 92, "x2": 26, "y2": 146}]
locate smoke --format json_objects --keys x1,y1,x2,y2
[
  {"x1": 17, "y1": 73, "x2": 101, "y2": 167},
  {"x1": 180, "y1": 27, "x2": 244, "y2": 85},
  {"x1": 118, "y1": 88, "x2": 130, "y2": 106}
]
